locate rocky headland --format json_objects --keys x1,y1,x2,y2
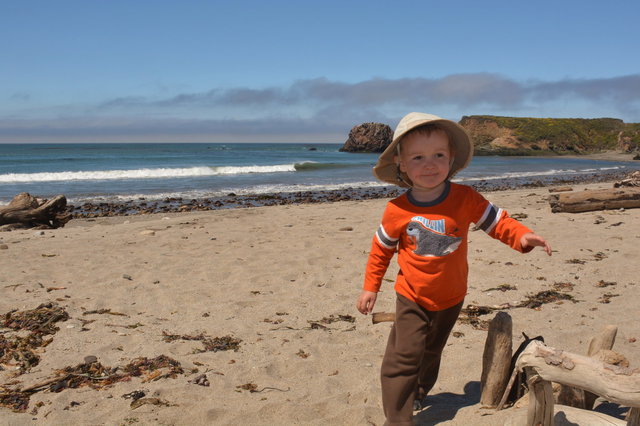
[
  {"x1": 341, "y1": 116, "x2": 640, "y2": 157},
  {"x1": 339, "y1": 122, "x2": 393, "y2": 153}
]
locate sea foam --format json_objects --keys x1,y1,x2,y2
[{"x1": 0, "y1": 164, "x2": 301, "y2": 183}]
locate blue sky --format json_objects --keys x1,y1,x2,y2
[{"x1": 1, "y1": 0, "x2": 639, "y2": 142}]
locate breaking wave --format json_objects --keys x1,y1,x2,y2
[{"x1": 0, "y1": 162, "x2": 355, "y2": 183}]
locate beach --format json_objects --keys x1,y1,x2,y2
[{"x1": 1, "y1": 180, "x2": 639, "y2": 425}]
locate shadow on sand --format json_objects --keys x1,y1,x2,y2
[
  {"x1": 412, "y1": 382, "x2": 629, "y2": 425},
  {"x1": 413, "y1": 381, "x2": 481, "y2": 425}
]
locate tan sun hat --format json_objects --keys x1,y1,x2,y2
[{"x1": 373, "y1": 112, "x2": 473, "y2": 187}]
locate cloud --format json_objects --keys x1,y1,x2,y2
[
  {"x1": 527, "y1": 74, "x2": 640, "y2": 105},
  {"x1": 0, "y1": 116, "x2": 350, "y2": 142},
  {"x1": 2, "y1": 73, "x2": 639, "y2": 142},
  {"x1": 9, "y1": 92, "x2": 32, "y2": 102},
  {"x1": 95, "y1": 73, "x2": 639, "y2": 114}
]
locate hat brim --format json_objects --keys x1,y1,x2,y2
[{"x1": 372, "y1": 113, "x2": 473, "y2": 187}]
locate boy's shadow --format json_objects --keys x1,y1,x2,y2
[{"x1": 413, "y1": 381, "x2": 481, "y2": 425}]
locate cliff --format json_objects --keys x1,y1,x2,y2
[
  {"x1": 460, "y1": 115, "x2": 640, "y2": 156},
  {"x1": 341, "y1": 116, "x2": 640, "y2": 156}
]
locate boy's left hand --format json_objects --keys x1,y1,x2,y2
[{"x1": 521, "y1": 232, "x2": 552, "y2": 256}]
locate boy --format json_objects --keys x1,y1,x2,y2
[{"x1": 356, "y1": 112, "x2": 551, "y2": 425}]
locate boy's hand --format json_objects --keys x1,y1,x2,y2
[
  {"x1": 521, "y1": 232, "x2": 552, "y2": 256},
  {"x1": 357, "y1": 290, "x2": 378, "y2": 315}
]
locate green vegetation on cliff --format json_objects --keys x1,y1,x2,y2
[{"x1": 460, "y1": 115, "x2": 640, "y2": 156}]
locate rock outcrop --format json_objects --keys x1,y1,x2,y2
[
  {"x1": 340, "y1": 122, "x2": 393, "y2": 153},
  {"x1": 341, "y1": 116, "x2": 640, "y2": 156},
  {"x1": 460, "y1": 116, "x2": 640, "y2": 156}
]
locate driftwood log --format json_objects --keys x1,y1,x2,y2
[
  {"x1": 480, "y1": 312, "x2": 513, "y2": 407},
  {"x1": 588, "y1": 325, "x2": 619, "y2": 357},
  {"x1": 527, "y1": 374, "x2": 554, "y2": 426},
  {"x1": 503, "y1": 340, "x2": 640, "y2": 425},
  {"x1": 549, "y1": 187, "x2": 640, "y2": 213},
  {"x1": 614, "y1": 171, "x2": 640, "y2": 188},
  {"x1": 585, "y1": 325, "x2": 621, "y2": 409},
  {"x1": 0, "y1": 193, "x2": 71, "y2": 229},
  {"x1": 557, "y1": 325, "x2": 620, "y2": 409},
  {"x1": 548, "y1": 186, "x2": 573, "y2": 193}
]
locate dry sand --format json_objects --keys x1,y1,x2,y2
[{"x1": 1, "y1": 182, "x2": 639, "y2": 425}]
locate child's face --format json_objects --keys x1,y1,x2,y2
[{"x1": 397, "y1": 129, "x2": 452, "y2": 191}]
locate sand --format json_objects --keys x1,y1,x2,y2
[{"x1": 1, "y1": 182, "x2": 639, "y2": 425}]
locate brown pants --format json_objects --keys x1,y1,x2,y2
[{"x1": 381, "y1": 294, "x2": 463, "y2": 426}]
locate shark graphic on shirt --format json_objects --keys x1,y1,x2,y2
[{"x1": 406, "y1": 219, "x2": 462, "y2": 257}]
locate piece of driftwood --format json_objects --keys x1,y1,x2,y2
[
  {"x1": 0, "y1": 193, "x2": 71, "y2": 229},
  {"x1": 554, "y1": 326, "x2": 616, "y2": 410},
  {"x1": 500, "y1": 339, "x2": 639, "y2": 425},
  {"x1": 557, "y1": 325, "x2": 624, "y2": 410},
  {"x1": 512, "y1": 340, "x2": 640, "y2": 425},
  {"x1": 527, "y1": 374, "x2": 554, "y2": 426},
  {"x1": 480, "y1": 312, "x2": 513, "y2": 407},
  {"x1": 504, "y1": 334, "x2": 545, "y2": 406},
  {"x1": 371, "y1": 312, "x2": 395, "y2": 324},
  {"x1": 516, "y1": 340, "x2": 640, "y2": 406},
  {"x1": 549, "y1": 187, "x2": 640, "y2": 213},
  {"x1": 614, "y1": 171, "x2": 640, "y2": 188},
  {"x1": 548, "y1": 186, "x2": 573, "y2": 193},
  {"x1": 588, "y1": 324, "x2": 618, "y2": 357},
  {"x1": 583, "y1": 325, "x2": 620, "y2": 410},
  {"x1": 371, "y1": 302, "x2": 515, "y2": 325}
]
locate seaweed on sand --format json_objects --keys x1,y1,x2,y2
[
  {"x1": 459, "y1": 305, "x2": 495, "y2": 330},
  {"x1": 0, "y1": 386, "x2": 30, "y2": 412},
  {"x1": 0, "y1": 355, "x2": 184, "y2": 412},
  {"x1": 162, "y1": 331, "x2": 242, "y2": 353},
  {"x1": 458, "y1": 290, "x2": 577, "y2": 330},
  {"x1": 0, "y1": 302, "x2": 69, "y2": 373},
  {"x1": 307, "y1": 314, "x2": 357, "y2": 331},
  {"x1": 517, "y1": 290, "x2": 576, "y2": 309},
  {"x1": 47, "y1": 355, "x2": 183, "y2": 392},
  {"x1": 3, "y1": 302, "x2": 69, "y2": 335}
]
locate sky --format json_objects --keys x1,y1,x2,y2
[{"x1": 1, "y1": 0, "x2": 639, "y2": 143}]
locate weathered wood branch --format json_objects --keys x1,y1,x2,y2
[
  {"x1": 548, "y1": 186, "x2": 573, "y2": 193},
  {"x1": 480, "y1": 312, "x2": 512, "y2": 407},
  {"x1": 527, "y1": 374, "x2": 554, "y2": 426},
  {"x1": 371, "y1": 312, "x2": 395, "y2": 324},
  {"x1": 584, "y1": 325, "x2": 620, "y2": 410},
  {"x1": 549, "y1": 187, "x2": 640, "y2": 213},
  {"x1": 557, "y1": 325, "x2": 619, "y2": 410},
  {"x1": 588, "y1": 325, "x2": 618, "y2": 357},
  {"x1": 614, "y1": 171, "x2": 640, "y2": 188},
  {"x1": 0, "y1": 193, "x2": 71, "y2": 229},
  {"x1": 515, "y1": 340, "x2": 640, "y2": 408}
]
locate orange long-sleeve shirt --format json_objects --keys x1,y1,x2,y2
[{"x1": 364, "y1": 182, "x2": 533, "y2": 311}]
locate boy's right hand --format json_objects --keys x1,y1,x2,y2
[{"x1": 357, "y1": 290, "x2": 378, "y2": 315}]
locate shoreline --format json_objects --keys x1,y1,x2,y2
[
  {"x1": 65, "y1": 168, "x2": 634, "y2": 218},
  {"x1": 561, "y1": 150, "x2": 640, "y2": 162}
]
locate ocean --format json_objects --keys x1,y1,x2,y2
[{"x1": 1, "y1": 143, "x2": 639, "y2": 205}]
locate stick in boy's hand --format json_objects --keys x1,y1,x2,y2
[{"x1": 371, "y1": 312, "x2": 395, "y2": 324}]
